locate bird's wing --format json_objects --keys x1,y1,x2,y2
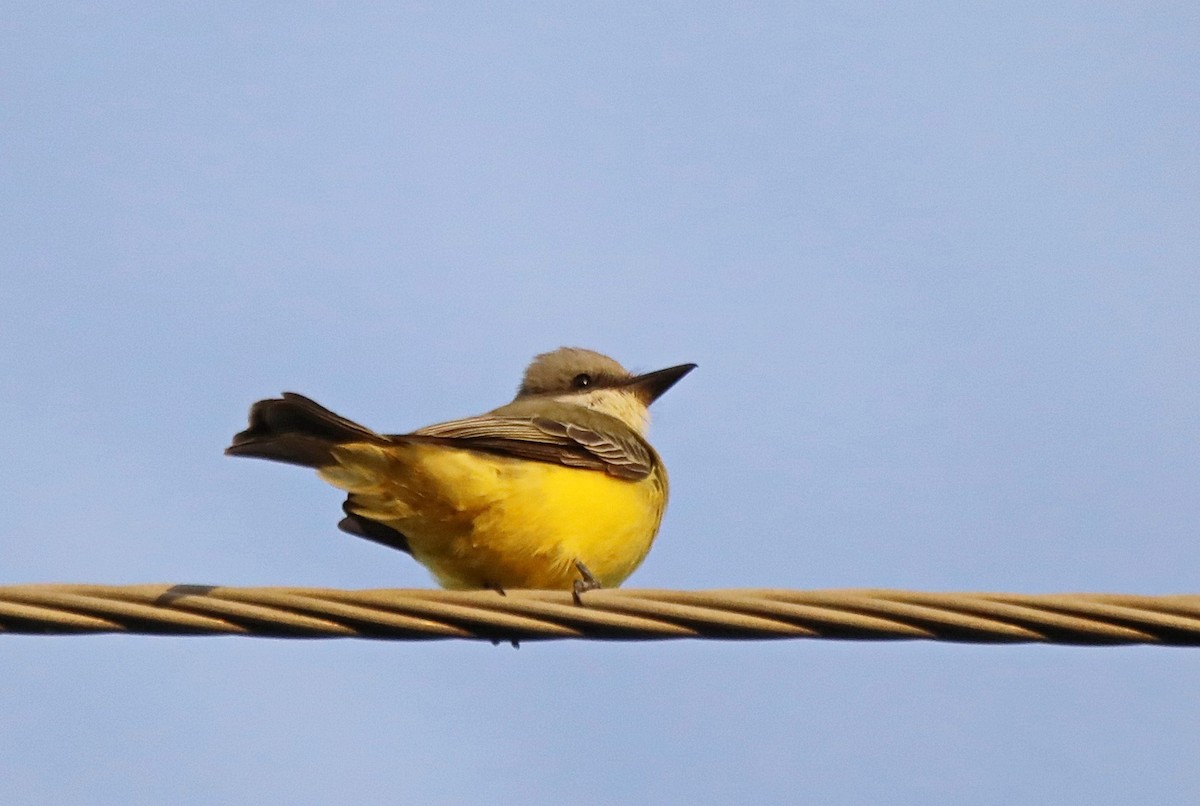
[{"x1": 403, "y1": 415, "x2": 653, "y2": 480}]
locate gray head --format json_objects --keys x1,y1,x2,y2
[
  {"x1": 515, "y1": 347, "x2": 696, "y2": 432},
  {"x1": 518, "y1": 348, "x2": 632, "y2": 397}
]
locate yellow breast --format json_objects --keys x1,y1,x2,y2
[{"x1": 322, "y1": 442, "x2": 668, "y2": 590}]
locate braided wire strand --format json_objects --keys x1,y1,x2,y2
[{"x1": 3, "y1": 584, "x2": 1200, "y2": 645}]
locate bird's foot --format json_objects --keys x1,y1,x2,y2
[{"x1": 572, "y1": 560, "x2": 602, "y2": 605}]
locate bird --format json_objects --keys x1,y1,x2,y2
[{"x1": 226, "y1": 347, "x2": 695, "y2": 594}]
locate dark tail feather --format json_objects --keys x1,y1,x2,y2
[
  {"x1": 338, "y1": 500, "x2": 413, "y2": 556},
  {"x1": 225, "y1": 393, "x2": 384, "y2": 468}
]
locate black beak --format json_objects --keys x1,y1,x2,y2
[{"x1": 626, "y1": 363, "x2": 697, "y2": 405}]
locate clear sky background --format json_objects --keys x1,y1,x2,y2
[{"x1": 2, "y1": 3, "x2": 1198, "y2": 804}]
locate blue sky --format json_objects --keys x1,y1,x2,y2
[{"x1": 2, "y1": 3, "x2": 1198, "y2": 803}]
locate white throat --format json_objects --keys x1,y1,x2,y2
[{"x1": 554, "y1": 388, "x2": 651, "y2": 435}]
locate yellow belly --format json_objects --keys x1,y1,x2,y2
[{"x1": 318, "y1": 442, "x2": 668, "y2": 590}]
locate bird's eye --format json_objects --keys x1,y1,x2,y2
[{"x1": 572, "y1": 373, "x2": 593, "y2": 389}]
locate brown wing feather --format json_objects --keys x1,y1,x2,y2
[{"x1": 406, "y1": 414, "x2": 653, "y2": 480}]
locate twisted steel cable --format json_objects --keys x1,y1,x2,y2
[{"x1": 3, "y1": 584, "x2": 1200, "y2": 645}]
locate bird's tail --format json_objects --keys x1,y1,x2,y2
[{"x1": 225, "y1": 393, "x2": 387, "y2": 468}]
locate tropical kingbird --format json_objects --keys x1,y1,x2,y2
[{"x1": 226, "y1": 348, "x2": 695, "y2": 593}]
